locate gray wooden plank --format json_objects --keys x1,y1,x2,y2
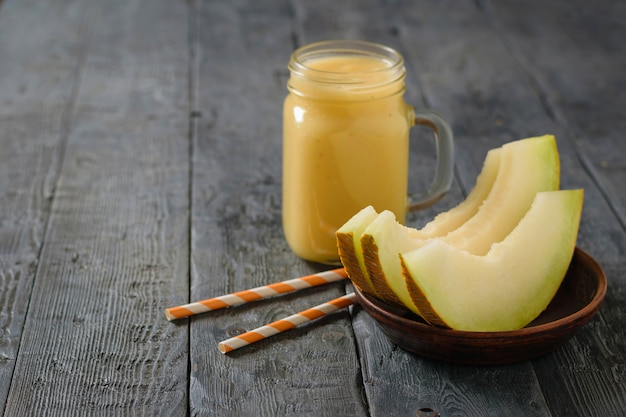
[
  {"x1": 188, "y1": 1, "x2": 368, "y2": 416},
  {"x1": 0, "y1": 0, "x2": 91, "y2": 408},
  {"x1": 2, "y1": 0, "x2": 190, "y2": 414},
  {"x1": 2, "y1": 1, "x2": 621, "y2": 416},
  {"x1": 353, "y1": 306, "x2": 552, "y2": 417},
  {"x1": 482, "y1": 0, "x2": 626, "y2": 232}
]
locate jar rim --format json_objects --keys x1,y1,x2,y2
[{"x1": 288, "y1": 40, "x2": 405, "y2": 86}]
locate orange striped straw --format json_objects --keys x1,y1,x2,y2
[
  {"x1": 165, "y1": 268, "x2": 348, "y2": 321},
  {"x1": 218, "y1": 292, "x2": 358, "y2": 354}
]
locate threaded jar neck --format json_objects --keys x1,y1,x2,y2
[{"x1": 287, "y1": 40, "x2": 407, "y2": 101}]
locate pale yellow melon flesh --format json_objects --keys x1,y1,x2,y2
[
  {"x1": 338, "y1": 148, "x2": 501, "y2": 303},
  {"x1": 360, "y1": 135, "x2": 559, "y2": 313},
  {"x1": 336, "y1": 206, "x2": 380, "y2": 297},
  {"x1": 410, "y1": 146, "x2": 502, "y2": 239},
  {"x1": 401, "y1": 189, "x2": 583, "y2": 331},
  {"x1": 441, "y1": 135, "x2": 560, "y2": 254},
  {"x1": 360, "y1": 212, "x2": 425, "y2": 314},
  {"x1": 361, "y1": 146, "x2": 500, "y2": 308}
]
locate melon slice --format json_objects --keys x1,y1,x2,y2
[
  {"x1": 360, "y1": 135, "x2": 560, "y2": 312},
  {"x1": 360, "y1": 147, "x2": 502, "y2": 312},
  {"x1": 336, "y1": 206, "x2": 380, "y2": 296},
  {"x1": 410, "y1": 146, "x2": 502, "y2": 239},
  {"x1": 441, "y1": 135, "x2": 560, "y2": 254},
  {"x1": 401, "y1": 189, "x2": 584, "y2": 331},
  {"x1": 361, "y1": 213, "x2": 425, "y2": 313}
]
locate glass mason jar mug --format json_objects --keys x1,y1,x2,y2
[{"x1": 282, "y1": 40, "x2": 454, "y2": 264}]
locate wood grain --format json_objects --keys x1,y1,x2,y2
[
  {"x1": 0, "y1": 0, "x2": 91, "y2": 407},
  {"x1": 2, "y1": 0, "x2": 190, "y2": 414},
  {"x1": 483, "y1": 0, "x2": 626, "y2": 257},
  {"x1": 480, "y1": 6, "x2": 626, "y2": 255},
  {"x1": 0, "y1": 0, "x2": 624, "y2": 416}
]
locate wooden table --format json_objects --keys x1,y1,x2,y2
[{"x1": 1, "y1": 0, "x2": 625, "y2": 415}]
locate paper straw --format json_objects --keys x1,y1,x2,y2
[
  {"x1": 218, "y1": 292, "x2": 358, "y2": 354},
  {"x1": 165, "y1": 268, "x2": 348, "y2": 321}
]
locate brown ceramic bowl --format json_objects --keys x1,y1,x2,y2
[{"x1": 354, "y1": 247, "x2": 607, "y2": 365}]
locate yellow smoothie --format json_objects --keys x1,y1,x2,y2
[{"x1": 283, "y1": 54, "x2": 413, "y2": 263}]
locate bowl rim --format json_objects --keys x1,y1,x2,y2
[{"x1": 354, "y1": 247, "x2": 607, "y2": 339}]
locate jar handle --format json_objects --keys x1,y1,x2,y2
[{"x1": 408, "y1": 109, "x2": 455, "y2": 210}]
